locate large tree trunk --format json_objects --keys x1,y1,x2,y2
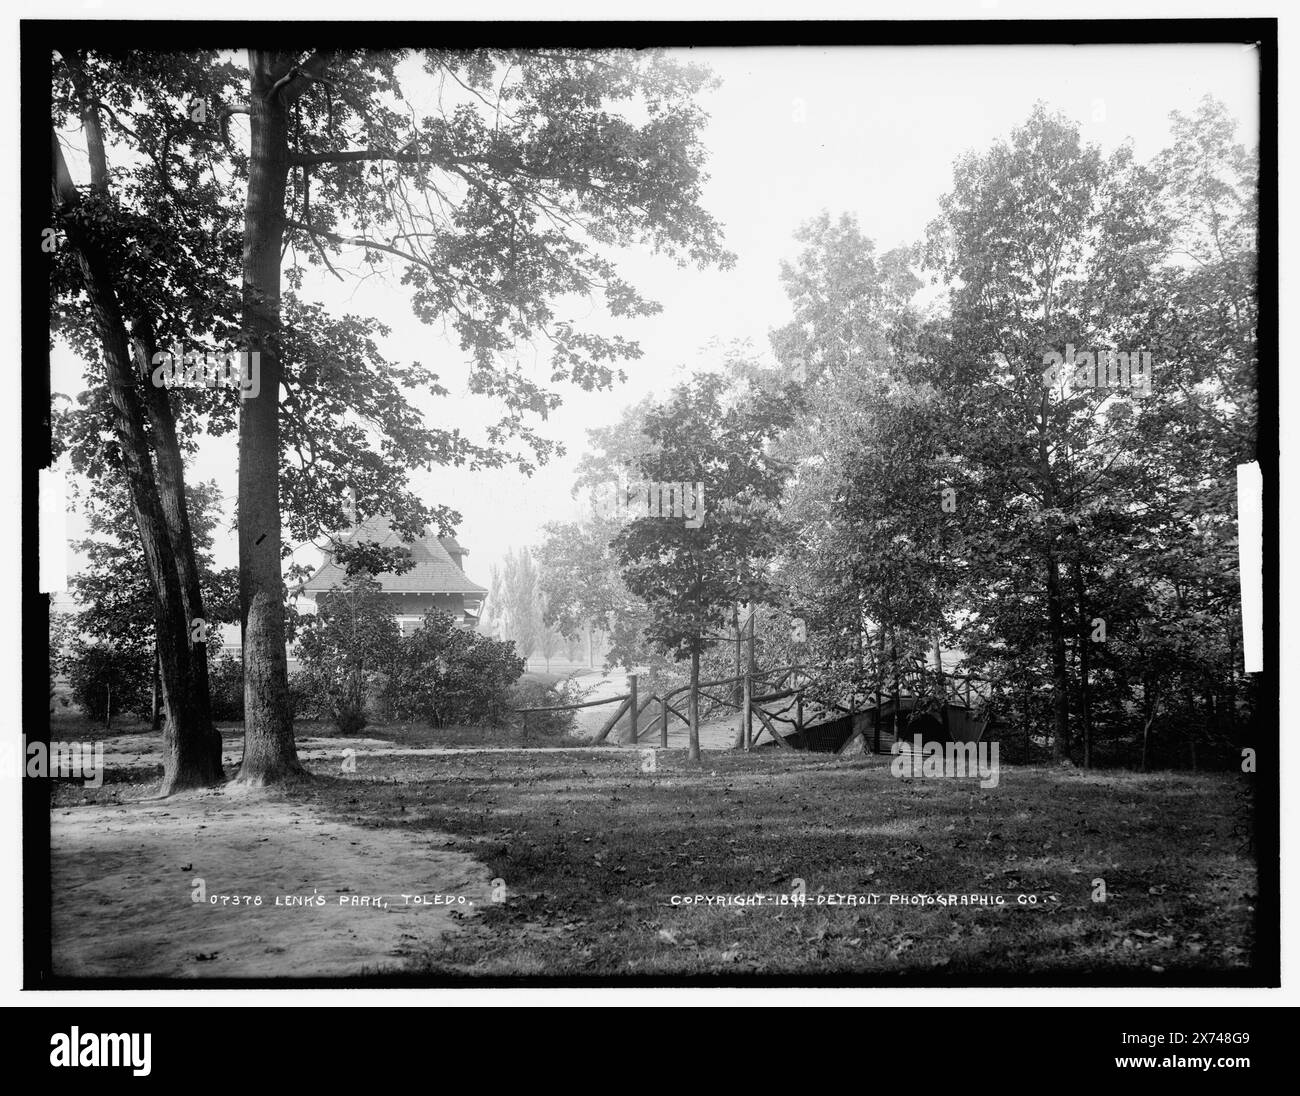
[
  {"x1": 52, "y1": 129, "x2": 222, "y2": 793},
  {"x1": 233, "y1": 51, "x2": 305, "y2": 785},
  {"x1": 131, "y1": 320, "x2": 222, "y2": 773},
  {"x1": 150, "y1": 644, "x2": 161, "y2": 732}
]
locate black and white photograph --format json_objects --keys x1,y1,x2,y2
[{"x1": 8, "y1": 1, "x2": 1289, "y2": 1040}]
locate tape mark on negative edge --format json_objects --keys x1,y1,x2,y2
[
  {"x1": 39, "y1": 465, "x2": 68, "y2": 594},
  {"x1": 1236, "y1": 461, "x2": 1263, "y2": 674}
]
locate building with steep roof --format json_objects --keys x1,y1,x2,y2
[{"x1": 300, "y1": 515, "x2": 488, "y2": 636}]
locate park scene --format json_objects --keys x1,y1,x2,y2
[{"x1": 39, "y1": 40, "x2": 1262, "y2": 982}]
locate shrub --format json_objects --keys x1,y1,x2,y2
[
  {"x1": 66, "y1": 642, "x2": 150, "y2": 725},
  {"x1": 387, "y1": 610, "x2": 525, "y2": 727},
  {"x1": 49, "y1": 611, "x2": 73, "y2": 708},
  {"x1": 208, "y1": 653, "x2": 245, "y2": 721},
  {"x1": 507, "y1": 676, "x2": 591, "y2": 737},
  {"x1": 296, "y1": 576, "x2": 401, "y2": 735},
  {"x1": 287, "y1": 669, "x2": 318, "y2": 723}
]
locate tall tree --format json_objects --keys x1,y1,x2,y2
[
  {"x1": 499, "y1": 547, "x2": 542, "y2": 662},
  {"x1": 233, "y1": 47, "x2": 732, "y2": 780},
  {"x1": 50, "y1": 49, "x2": 247, "y2": 791},
  {"x1": 69, "y1": 478, "x2": 239, "y2": 726},
  {"x1": 916, "y1": 103, "x2": 1171, "y2": 762},
  {"x1": 53, "y1": 48, "x2": 733, "y2": 786},
  {"x1": 615, "y1": 371, "x2": 797, "y2": 760}
]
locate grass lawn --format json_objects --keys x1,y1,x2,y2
[
  {"x1": 298, "y1": 746, "x2": 1256, "y2": 980},
  {"x1": 47, "y1": 713, "x2": 1258, "y2": 981}
]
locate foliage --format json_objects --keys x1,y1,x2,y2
[
  {"x1": 207, "y1": 653, "x2": 246, "y2": 722},
  {"x1": 66, "y1": 641, "x2": 151, "y2": 725},
  {"x1": 296, "y1": 575, "x2": 401, "y2": 735},
  {"x1": 387, "y1": 609, "x2": 526, "y2": 728},
  {"x1": 68, "y1": 476, "x2": 238, "y2": 662},
  {"x1": 508, "y1": 676, "x2": 591, "y2": 737},
  {"x1": 49, "y1": 611, "x2": 74, "y2": 702},
  {"x1": 615, "y1": 370, "x2": 799, "y2": 664},
  {"x1": 770, "y1": 98, "x2": 1257, "y2": 768}
]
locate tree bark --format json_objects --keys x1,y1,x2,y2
[
  {"x1": 131, "y1": 319, "x2": 222, "y2": 772},
  {"x1": 1071, "y1": 558, "x2": 1093, "y2": 768},
  {"x1": 233, "y1": 50, "x2": 306, "y2": 785},
  {"x1": 732, "y1": 602, "x2": 742, "y2": 708},
  {"x1": 932, "y1": 636, "x2": 948, "y2": 736},
  {"x1": 150, "y1": 645, "x2": 161, "y2": 732},
  {"x1": 52, "y1": 127, "x2": 223, "y2": 793},
  {"x1": 1140, "y1": 682, "x2": 1159, "y2": 773},
  {"x1": 687, "y1": 647, "x2": 701, "y2": 761},
  {"x1": 1043, "y1": 549, "x2": 1073, "y2": 763}
]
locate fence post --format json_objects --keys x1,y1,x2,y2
[
  {"x1": 626, "y1": 674, "x2": 639, "y2": 745},
  {"x1": 660, "y1": 695, "x2": 669, "y2": 748},
  {"x1": 522, "y1": 710, "x2": 528, "y2": 744},
  {"x1": 741, "y1": 671, "x2": 752, "y2": 750},
  {"x1": 796, "y1": 688, "x2": 804, "y2": 738}
]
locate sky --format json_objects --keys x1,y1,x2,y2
[{"x1": 48, "y1": 43, "x2": 1259, "y2": 607}]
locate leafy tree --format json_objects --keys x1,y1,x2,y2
[
  {"x1": 387, "y1": 610, "x2": 525, "y2": 728},
  {"x1": 615, "y1": 370, "x2": 798, "y2": 759},
  {"x1": 50, "y1": 49, "x2": 243, "y2": 790},
  {"x1": 775, "y1": 102, "x2": 1256, "y2": 769},
  {"x1": 499, "y1": 547, "x2": 542, "y2": 662},
  {"x1": 49, "y1": 610, "x2": 74, "y2": 710},
  {"x1": 770, "y1": 210, "x2": 918, "y2": 385},
  {"x1": 53, "y1": 47, "x2": 733, "y2": 787},
  {"x1": 909, "y1": 103, "x2": 1174, "y2": 762},
  {"x1": 69, "y1": 477, "x2": 239, "y2": 727},
  {"x1": 477, "y1": 565, "x2": 504, "y2": 639},
  {"x1": 765, "y1": 212, "x2": 940, "y2": 726},
  {"x1": 534, "y1": 589, "x2": 564, "y2": 672},
  {"x1": 296, "y1": 574, "x2": 401, "y2": 735},
  {"x1": 233, "y1": 48, "x2": 733, "y2": 780},
  {"x1": 67, "y1": 642, "x2": 152, "y2": 727},
  {"x1": 534, "y1": 513, "x2": 655, "y2": 672}
]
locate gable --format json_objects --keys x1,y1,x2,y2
[{"x1": 300, "y1": 515, "x2": 488, "y2": 597}]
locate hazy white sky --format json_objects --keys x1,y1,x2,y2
[{"x1": 51, "y1": 43, "x2": 1258, "y2": 599}]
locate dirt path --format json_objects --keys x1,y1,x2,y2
[{"x1": 50, "y1": 786, "x2": 492, "y2": 979}]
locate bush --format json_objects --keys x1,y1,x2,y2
[
  {"x1": 208, "y1": 653, "x2": 245, "y2": 721},
  {"x1": 507, "y1": 676, "x2": 591, "y2": 737},
  {"x1": 387, "y1": 610, "x2": 525, "y2": 727},
  {"x1": 67, "y1": 642, "x2": 150, "y2": 725},
  {"x1": 287, "y1": 669, "x2": 317, "y2": 723},
  {"x1": 295, "y1": 576, "x2": 401, "y2": 736}
]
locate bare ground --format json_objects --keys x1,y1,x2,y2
[{"x1": 50, "y1": 783, "x2": 492, "y2": 979}]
